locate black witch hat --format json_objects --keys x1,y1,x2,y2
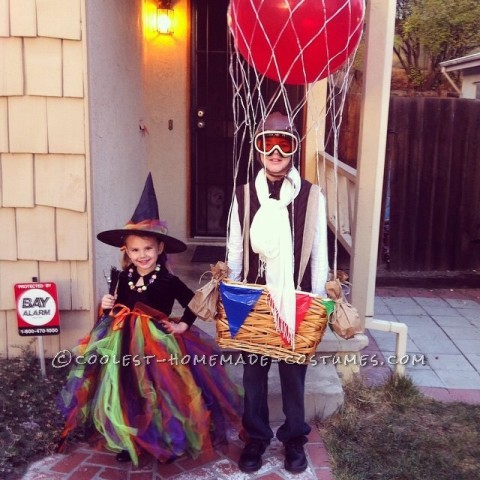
[{"x1": 97, "y1": 173, "x2": 186, "y2": 253}]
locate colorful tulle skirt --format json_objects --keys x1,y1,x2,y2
[{"x1": 58, "y1": 304, "x2": 243, "y2": 465}]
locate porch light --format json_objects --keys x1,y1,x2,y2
[{"x1": 157, "y1": 0, "x2": 174, "y2": 35}]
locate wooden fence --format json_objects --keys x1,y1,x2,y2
[{"x1": 326, "y1": 95, "x2": 480, "y2": 272}]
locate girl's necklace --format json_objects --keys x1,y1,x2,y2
[{"x1": 128, "y1": 264, "x2": 161, "y2": 293}]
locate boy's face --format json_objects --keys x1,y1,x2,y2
[
  {"x1": 259, "y1": 151, "x2": 292, "y2": 180},
  {"x1": 125, "y1": 235, "x2": 164, "y2": 276}
]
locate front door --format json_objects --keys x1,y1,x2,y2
[
  {"x1": 190, "y1": 0, "x2": 306, "y2": 238},
  {"x1": 190, "y1": 0, "x2": 232, "y2": 238}
]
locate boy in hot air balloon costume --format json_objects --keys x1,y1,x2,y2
[
  {"x1": 227, "y1": 112, "x2": 329, "y2": 473},
  {"x1": 58, "y1": 174, "x2": 242, "y2": 465}
]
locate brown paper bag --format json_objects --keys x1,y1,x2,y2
[
  {"x1": 325, "y1": 278, "x2": 362, "y2": 339},
  {"x1": 188, "y1": 261, "x2": 230, "y2": 321}
]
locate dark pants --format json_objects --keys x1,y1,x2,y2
[{"x1": 241, "y1": 353, "x2": 311, "y2": 444}]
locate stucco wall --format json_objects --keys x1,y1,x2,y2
[
  {"x1": 0, "y1": 0, "x2": 91, "y2": 357},
  {"x1": 85, "y1": 0, "x2": 148, "y2": 303},
  {"x1": 87, "y1": 0, "x2": 191, "y2": 299},
  {"x1": 143, "y1": 0, "x2": 190, "y2": 246}
]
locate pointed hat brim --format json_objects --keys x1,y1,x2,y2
[
  {"x1": 97, "y1": 227, "x2": 186, "y2": 253},
  {"x1": 96, "y1": 173, "x2": 187, "y2": 254}
]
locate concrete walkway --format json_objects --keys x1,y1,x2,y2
[
  {"x1": 369, "y1": 285, "x2": 480, "y2": 403},
  {"x1": 21, "y1": 251, "x2": 480, "y2": 480}
]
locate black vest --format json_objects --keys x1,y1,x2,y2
[{"x1": 236, "y1": 177, "x2": 314, "y2": 291}]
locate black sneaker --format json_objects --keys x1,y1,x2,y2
[
  {"x1": 284, "y1": 439, "x2": 307, "y2": 473},
  {"x1": 238, "y1": 440, "x2": 268, "y2": 473},
  {"x1": 116, "y1": 450, "x2": 131, "y2": 462}
]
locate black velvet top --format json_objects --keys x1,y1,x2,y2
[{"x1": 114, "y1": 266, "x2": 196, "y2": 327}]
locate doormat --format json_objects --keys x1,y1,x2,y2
[{"x1": 191, "y1": 245, "x2": 226, "y2": 263}]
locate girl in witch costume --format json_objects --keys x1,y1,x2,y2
[{"x1": 58, "y1": 174, "x2": 242, "y2": 465}]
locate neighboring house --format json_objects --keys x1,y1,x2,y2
[{"x1": 440, "y1": 52, "x2": 480, "y2": 99}]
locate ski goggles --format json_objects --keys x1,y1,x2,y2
[{"x1": 254, "y1": 130, "x2": 299, "y2": 157}]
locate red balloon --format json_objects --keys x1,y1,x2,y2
[{"x1": 229, "y1": 0, "x2": 365, "y2": 85}]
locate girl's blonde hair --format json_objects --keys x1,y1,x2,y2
[{"x1": 120, "y1": 247, "x2": 130, "y2": 270}]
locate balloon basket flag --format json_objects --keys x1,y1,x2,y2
[{"x1": 215, "y1": 281, "x2": 331, "y2": 363}]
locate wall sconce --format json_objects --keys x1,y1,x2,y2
[{"x1": 157, "y1": 0, "x2": 174, "y2": 35}]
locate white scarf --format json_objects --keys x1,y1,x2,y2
[{"x1": 250, "y1": 168, "x2": 301, "y2": 347}]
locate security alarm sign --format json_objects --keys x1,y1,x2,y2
[{"x1": 14, "y1": 283, "x2": 60, "y2": 336}]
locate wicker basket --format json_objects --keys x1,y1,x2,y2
[{"x1": 215, "y1": 281, "x2": 329, "y2": 363}]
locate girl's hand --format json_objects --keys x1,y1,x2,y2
[
  {"x1": 101, "y1": 294, "x2": 116, "y2": 310},
  {"x1": 160, "y1": 320, "x2": 189, "y2": 334}
]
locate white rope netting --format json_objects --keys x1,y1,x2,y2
[{"x1": 227, "y1": 0, "x2": 365, "y2": 277}]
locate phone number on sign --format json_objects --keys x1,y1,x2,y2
[{"x1": 19, "y1": 327, "x2": 59, "y2": 335}]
